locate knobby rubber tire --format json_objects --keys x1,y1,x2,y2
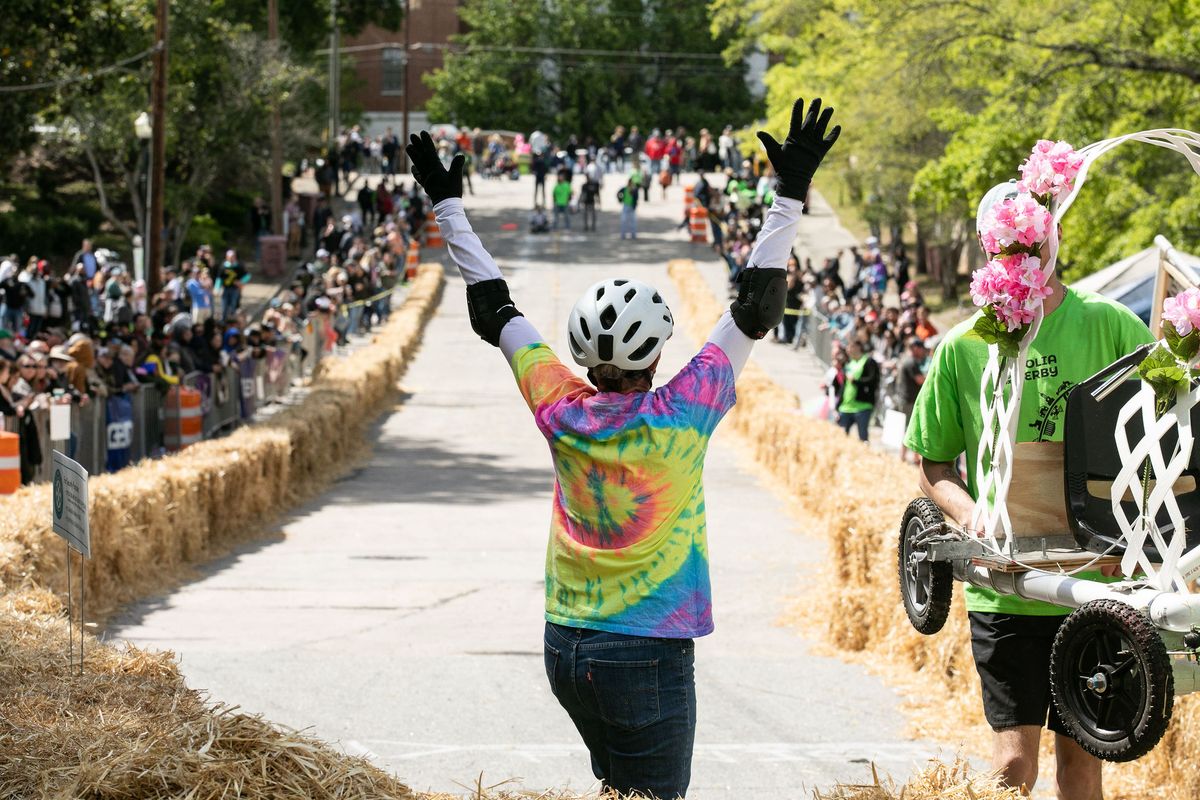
[
  {"x1": 898, "y1": 497, "x2": 953, "y2": 635},
  {"x1": 1050, "y1": 599, "x2": 1174, "y2": 762}
]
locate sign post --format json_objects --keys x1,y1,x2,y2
[{"x1": 52, "y1": 451, "x2": 90, "y2": 673}]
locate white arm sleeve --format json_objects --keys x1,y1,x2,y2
[
  {"x1": 433, "y1": 197, "x2": 545, "y2": 360},
  {"x1": 705, "y1": 196, "x2": 804, "y2": 379}
]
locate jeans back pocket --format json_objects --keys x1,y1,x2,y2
[
  {"x1": 544, "y1": 643, "x2": 561, "y2": 698},
  {"x1": 588, "y1": 658, "x2": 661, "y2": 731}
]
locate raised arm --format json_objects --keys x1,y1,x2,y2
[
  {"x1": 407, "y1": 132, "x2": 543, "y2": 361},
  {"x1": 707, "y1": 98, "x2": 840, "y2": 377}
]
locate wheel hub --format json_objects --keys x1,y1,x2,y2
[{"x1": 1086, "y1": 671, "x2": 1109, "y2": 695}]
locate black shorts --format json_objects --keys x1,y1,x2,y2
[{"x1": 968, "y1": 611, "x2": 1070, "y2": 735}]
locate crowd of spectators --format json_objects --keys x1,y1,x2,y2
[{"x1": 0, "y1": 195, "x2": 411, "y2": 484}]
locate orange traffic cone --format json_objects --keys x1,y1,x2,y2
[
  {"x1": 424, "y1": 210, "x2": 444, "y2": 247},
  {"x1": 405, "y1": 239, "x2": 420, "y2": 281}
]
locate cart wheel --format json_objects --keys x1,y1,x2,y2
[
  {"x1": 898, "y1": 497, "x2": 953, "y2": 635},
  {"x1": 1051, "y1": 600, "x2": 1174, "y2": 762}
]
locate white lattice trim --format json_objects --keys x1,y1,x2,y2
[{"x1": 972, "y1": 129, "x2": 1200, "y2": 557}]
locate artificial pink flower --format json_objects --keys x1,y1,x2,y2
[
  {"x1": 1017, "y1": 140, "x2": 1084, "y2": 199},
  {"x1": 1162, "y1": 287, "x2": 1200, "y2": 336},
  {"x1": 971, "y1": 253, "x2": 1050, "y2": 332},
  {"x1": 980, "y1": 193, "x2": 1053, "y2": 254}
]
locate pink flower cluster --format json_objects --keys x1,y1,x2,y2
[
  {"x1": 979, "y1": 194, "x2": 1054, "y2": 255},
  {"x1": 970, "y1": 253, "x2": 1053, "y2": 332},
  {"x1": 1162, "y1": 288, "x2": 1200, "y2": 336},
  {"x1": 1017, "y1": 140, "x2": 1084, "y2": 199}
]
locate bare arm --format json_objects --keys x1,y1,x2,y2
[{"x1": 918, "y1": 457, "x2": 975, "y2": 529}]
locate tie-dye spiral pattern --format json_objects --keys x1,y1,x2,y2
[{"x1": 511, "y1": 342, "x2": 736, "y2": 638}]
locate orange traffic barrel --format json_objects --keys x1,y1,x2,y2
[
  {"x1": 0, "y1": 431, "x2": 18, "y2": 493},
  {"x1": 683, "y1": 184, "x2": 694, "y2": 211},
  {"x1": 424, "y1": 210, "x2": 444, "y2": 248},
  {"x1": 405, "y1": 239, "x2": 420, "y2": 281},
  {"x1": 164, "y1": 387, "x2": 203, "y2": 452},
  {"x1": 688, "y1": 204, "x2": 708, "y2": 244}
]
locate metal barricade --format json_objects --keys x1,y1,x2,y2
[
  {"x1": 130, "y1": 384, "x2": 163, "y2": 461},
  {"x1": 69, "y1": 401, "x2": 106, "y2": 477},
  {"x1": 809, "y1": 310, "x2": 834, "y2": 366}
]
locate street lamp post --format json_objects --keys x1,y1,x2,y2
[{"x1": 134, "y1": 111, "x2": 152, "y2": 283}]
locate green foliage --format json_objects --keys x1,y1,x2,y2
[
  {"x1": 718, "y1": 0, "x2": 1200, "y2": 284},
  {"x1": 971, "y1": 306, "x2": 1023, "y2": 359},
  {"x1": 425, "y1": 0, "x2": 759, "y2": 139},
  {"x1": 182, "y1": 213, "x2": 225, "y2": 255}
]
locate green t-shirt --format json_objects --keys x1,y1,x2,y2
[
  {"x1": 839, "y1": 355, "x2": 874, "y2": 414},
  {"x1": 904, "y1": 287, "x2": 1154, "y2": 615},
  {"x1": 553, "y1": 182, "x2": 572, "y2": 208}
]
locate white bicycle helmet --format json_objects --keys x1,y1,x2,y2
[{"x1": 567, "y1": 278, "x2": 673, "y2": 370}]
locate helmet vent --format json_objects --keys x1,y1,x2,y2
[
  {"x1": 622, "y1": 320, "x2": 642, "y2": 344},
  {"x1": 624, "y1": 287, "x2": 637, "y2": 303},
  {"x1": 599, "y1": 305, "x2": 617, "y2": 329},
  {"x1": 579, "y1": 316, "x2": 590, "y2": 339},
  {"x1": 613, "y1": 279, "x2": 628, "y2": 286},
  {"x1": 596, "y1": 285, "x2": 606, "y2": 300},
  {"x1": 629, "y1": 337, "x2": 659, "y2": 362},
  {"x1": 568, "y1": 332, "x2": 584, "y2": 357},
  {"x1": 598, "y1": 334, "x2": 614, "y2": 362},
  {"x1": 652, "y1": 292, "x2": 662, "y2": 303},
  {"x1": 663, "y1": 314, "x2": 671, "y2": 323}
]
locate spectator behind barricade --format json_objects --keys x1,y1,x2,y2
[
  {"x1": 96, "y1": 345, "x2": 138, "y2": 396},
  {"x1": 167, "y1": 314, "x2": 197, "y2": 374},
  {"x1": 138, "y1": 331, "x2": 178, "y2": 390},
  {"x1": 894, "y1": 337, "x2": 929, "y2": 463},
  {"x1": 0, "y1": 358, "x2": 44, "y2": 484},
  {"x1": 0, "y1": 260, "x2": 28, "y2": 334},
  {"x1": 530, "y1": 205, "x2": 550, "y2": 234},
  {"x1": 186, "y1": 268, "x2": 214, "y2": 322},
  {"x1": 20, "y1": 258, "x2": 48, "y2": 338},
  {"x1": 0, "y1": 328, "x2": 17, "y2": 362},
  {"x1": 65, "y1": 333, "x2": 105, "y2": 399},
  {"x1": 219, "y1": 250, "x2": 247, "y2": 322},
  {"x1": 837, "y1": 339, "x2": 878, "y2": 443}
]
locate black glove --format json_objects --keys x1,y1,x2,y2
[
  {"x1": 405, "y1": 130, "x2": 465, "y2": 206},
  {"x1": 756, "y1": 97, "x2": 841, "y2": 201}
]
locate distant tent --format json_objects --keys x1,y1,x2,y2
[{"x1": 1071, "y1": 245, "x2": 1200, "y2": 325}]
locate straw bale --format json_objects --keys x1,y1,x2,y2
[
  {"x1": 815, "y1": 758, "x2": 1022, "y2": 799},
  {"x1": 0, "y1": 262, "x2": 445, "y2": 621},
  {"x1": 667, "y1": 259, "x2": 1186, "y2": 798}
]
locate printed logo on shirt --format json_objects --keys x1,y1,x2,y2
[
  {"x1": 1029, "y1": 378, "x2": 1075, "y2": 441},
  {"x1": 1025, "y1": 353, "x2": 1059, "y2": 380}
]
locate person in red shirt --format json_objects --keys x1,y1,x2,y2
[{"x1": 644, "y1": 130, "x2": 667, "y2": 180}]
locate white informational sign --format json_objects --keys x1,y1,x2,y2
[
  {"x1": 881, "y1": 409, "x2": 908, "y2": 450},
  {"x1": 51, "y1": 450, "x2": 90, "y2": 558},
  {"x1": 49, "y1": 402, "x2": 71, "y2": 441}
]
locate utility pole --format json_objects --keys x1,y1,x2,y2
[
  {"x1": 149, "y1": 0, "x2": 168, "y2": 296},
  {"x1": 329, "y1": 0, "x2": 340, "y2": 192},
  {"x1": 268, "y1": 0, "x2": 283, "y2": 235},
  {"x1": 400, "y1": 0, "x2": 410, "y2": 172}
]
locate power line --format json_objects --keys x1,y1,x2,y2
[
  {"x1": 318, "y1": 41, "x2": 726, "y2": 60},
  {"x1": 0, "y1": 43, "x2": 161, "y2": 93}
]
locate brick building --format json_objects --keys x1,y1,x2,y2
[{"x1": 342, "y1": 1, "x2": 464, "y2": 137}]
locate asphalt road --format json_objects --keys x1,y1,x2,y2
[{"x1": 109, "y1": 173, "x2": 944, "y2": 798}]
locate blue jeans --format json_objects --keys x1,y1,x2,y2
[
  {"x1": 544, "y1": 622, "x2": 695, "y2": 800},
  {"x1": 620, "y1": 206, "x2": 637, "y2": 238},
  {"x1": 553, "y1": 205, "x2": 570, "y2": 230},
  {"x1": 221, "y1": 286, "x2": 240, "y2": 321},
  {"x1": 838, "y1": 408, "x2": 872, "y2": 441}
]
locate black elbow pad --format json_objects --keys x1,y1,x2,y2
[
  {"x1": 466, "y1": 278, "x2": 523, "y2": 347},
  {"x1": 730, "y1": 268, "x2": 787, "y2": 339}
]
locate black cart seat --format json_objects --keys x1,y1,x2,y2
[{"x1": 1064, "y1": 343, "x2": 1200, "y2": 559}]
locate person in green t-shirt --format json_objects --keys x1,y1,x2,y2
[
  {"x1": 904, "y1": 181, "x2": 1154, "y2": 800},
  {"x1": 552, "y1": 174, "x2": 573, "y2": 231},
  {"x1": 837, "y1": 339, "x2": 878, "y2": 441}
]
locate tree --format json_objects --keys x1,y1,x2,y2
[
  {"x1": 425, "y1": 0, "x2": 759, "y2": 140},
  {"x1": 716, "y1": 0, "x2": 1200, "y2": 290}
]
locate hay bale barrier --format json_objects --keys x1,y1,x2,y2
[
  {"x1": 0, "y1": 261, "x2": 444, "y2": 619},
  {"x1": 0, "y1": 264, "x2": 445, "y2": 799},
  {"x1": 667, "y1": 258, "x2": 1191, "y2": 799}
]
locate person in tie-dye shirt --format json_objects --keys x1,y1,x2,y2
[{"x1": 406, "y1": 98, "x2": 841, "y2": 800}]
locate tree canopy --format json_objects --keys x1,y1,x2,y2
[
  {"x1": 715, "y1": 0, "x2": 1200, "y2": 288},
  {"x1": 425, "y1": 0, "x2": 760, "y2": 140}
]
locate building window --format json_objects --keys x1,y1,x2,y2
[{"x1": 382, "y1": 48, "x2": 404, "y2": 95}]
